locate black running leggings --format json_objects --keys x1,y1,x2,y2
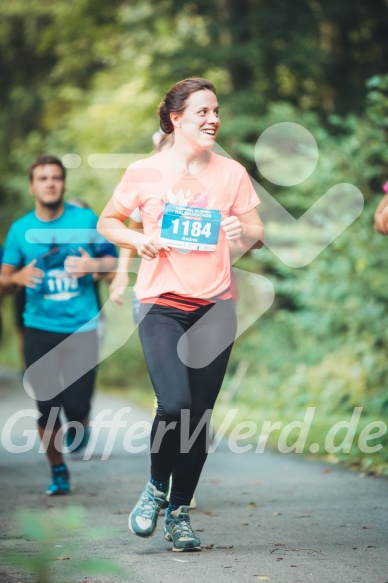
[
  {"x1": 24, "y1": 327, "x2": 98, "y2": 429},
  {"x1": 139, "y1": 299, "x2": 237, "y2": 507}
]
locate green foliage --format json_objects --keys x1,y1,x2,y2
[
  {"x1": 227, "y1": 203, "x2": 388, "y2": 473},
  {"x1": 1, "y1": 506, "x2": 128, "y2": 583},
  {"x1": 1, "y1": 0, "x2": 388, "y2": 473},
  {"x1": 0, "y1": 297, "x2": 22, "y2": 371},
  {"x1": 2, "y1": 0, "x2": 388, "y2": 224},
  {"x1": 95, "y1": 284, "x2": 152, "y2": 389},
  {"x1": 366, "y1": 74, "x2": 388, "y2": 129}
]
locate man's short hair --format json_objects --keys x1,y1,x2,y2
[{"x1": 29, "y1": 155, "x2": 66, "y2": 182}]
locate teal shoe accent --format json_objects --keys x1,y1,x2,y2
[
  {"x1": 129, "y1": 482, "x2": 167, "y2": 538},
  {"x1": 164, "y1": 505, "x2": 201, "y2": 552},
  {"x1": 66, "y1": 425, "x2": 91, "y2": 453},
  {"x1": 46, "y1": 465, "x2": 71, "y2": 496}
]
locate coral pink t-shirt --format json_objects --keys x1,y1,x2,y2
[{"x1": 113, "y1": 150, "x2": 260, "y2": 302}]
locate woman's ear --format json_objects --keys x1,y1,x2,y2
[{"x1": 170, "y1": 112, "x2": 181, "y2": 129}]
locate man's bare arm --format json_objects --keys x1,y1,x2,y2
[{"x1": 0, "y1": 262, "x2": 43, "y2": 294}]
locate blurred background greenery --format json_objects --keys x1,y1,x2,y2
[{"x1": 1, "y1": 0, "x2": 388, "y2": 472}]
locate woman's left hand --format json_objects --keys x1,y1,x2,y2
[{"x1": 221, "y1": 216, "x2": 244, "y2": 240}]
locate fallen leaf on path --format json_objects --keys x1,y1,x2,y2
[
  {"x1": 56, "y1": 556, "x2": 70, "y2": 561},
  {"x1": 273, "y1": 512, "x2": 282, "y2": 516},
  {"x1": 204, "y1": 544, "x2": 214, "y2": 549},
  {"x1": 204, "y1": 512, "x2": 218, "y2": 517},
  {"x1": 247, "y1": 502, "x2": 257, "y2": 510}
]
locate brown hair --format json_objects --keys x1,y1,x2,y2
[
  {"x1": 29, "y1": 155, "x2": 66, "y2": 182},
  {"x1": 158, "y1": 78, "x2": 217, "y2": 134}
]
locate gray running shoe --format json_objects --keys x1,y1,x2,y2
[
  {"x1": 163, "y1": 505, "x2": 201, "y2": 552},
  {"x1": 129, "y1": 482, "x2": 167, "y2": 538}
]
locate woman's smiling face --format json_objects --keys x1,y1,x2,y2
[{"x1": 171, "y1": 89, "x2": 220, "y2": 150}]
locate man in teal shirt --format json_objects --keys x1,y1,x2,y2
[{"x1": 1, "y1": 155, "x2": 117, "y2": 495}]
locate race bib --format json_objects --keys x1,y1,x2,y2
[
  {"x1": 36, "y1": 246, "x2": 81, "y2": 301},
  {"x1": 43, "y1": 268, "x2": 80, "y2": 301},
  {"x1": 160, "y1": 203, "x2": 221, "y2": 251}
]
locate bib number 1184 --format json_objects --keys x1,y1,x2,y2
[
  {"x1": 171, "y1": 219, "x2": 211, "y2": 239},
  {"x1": 161, "y1": 203, "x2": 221, "y2": 251}
]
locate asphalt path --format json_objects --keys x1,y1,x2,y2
[{"x1": 0, "y1": 369, "x2": 387, "y2": 583}]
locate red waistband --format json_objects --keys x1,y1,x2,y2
[{"x1": 141, "y1": 289, "x2": 232, "y2": 311}]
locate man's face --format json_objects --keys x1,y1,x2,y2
[{"x1": 29, "y1": 164, "x2": 65, "y2": 209}]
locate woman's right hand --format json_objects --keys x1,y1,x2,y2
[{"x1": 136, "y1": 237, "x2": 171, "y2": 260}]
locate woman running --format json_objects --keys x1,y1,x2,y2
[{"x1": 98, "y1": 77, "x2": 264, "y2": 552}]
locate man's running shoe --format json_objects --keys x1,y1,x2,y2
[
  {"x1": 129, "y1": 482, "x2": 167, "y2": 538},
  {"x1": 163, "y1": 505, "x2": 201, "y2": 552},
  {"x1": 46, "y1": 464, "x2": 71, "y2": 496},
  {"x1": 65, "y1": 424, "x2": 91, "y2": 453}
]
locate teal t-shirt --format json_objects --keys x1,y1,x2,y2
[{"x1": 2, "y1": 203, "x2": 116, "y2": 333}]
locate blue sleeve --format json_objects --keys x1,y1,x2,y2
[
  {"x1": 85, "y1": 209, "x2": 118, "y2": 258},
  {"x1": 94, "y1": 241, "x2": 118, "y2": 258},
  {"x1": 2, "y1": 224, "x2": 24, "y2": 267}
]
